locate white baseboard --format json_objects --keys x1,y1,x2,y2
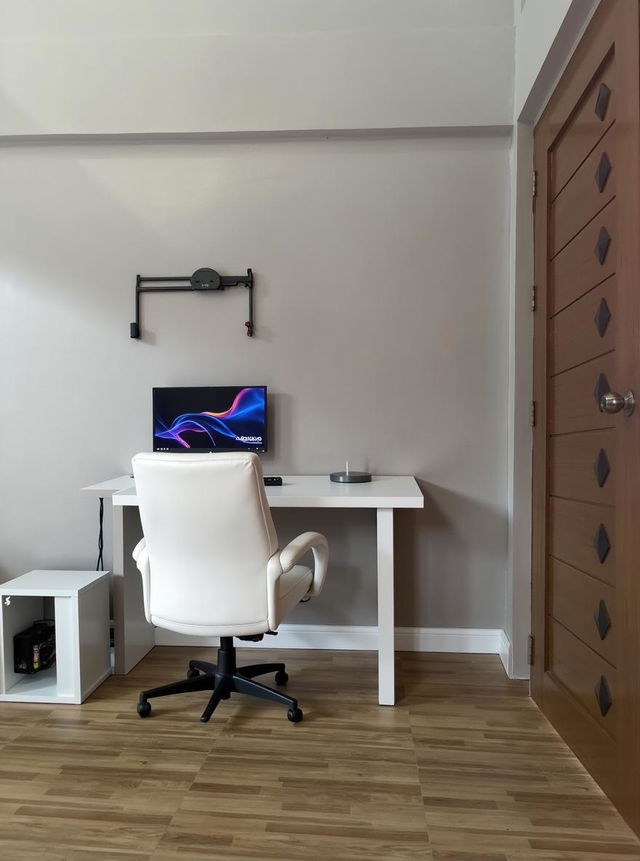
[
  {"x1": 155, "y1": 624, "x2": 506, "y2": 655},
  {"x1": 499, "y1": 629, "x2": 512, "y2": 676}
]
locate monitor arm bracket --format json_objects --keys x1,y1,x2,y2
[{"x1": 130, "y1": 267, "x2": 254, "y2": 339}]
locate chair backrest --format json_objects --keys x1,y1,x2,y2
[{"x1": 132, "y1": 452, "x2": 278, "y2": 630}]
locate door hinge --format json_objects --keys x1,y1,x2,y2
[
  {"x1": 529, "y1": 400, "x2": 537, "y2": 428},
  {"x1": 532, "y1": 170, "x2": 538, "y2": 199},
  {"x1": 528, "y1": 633, "x2": 535, "y2": 666},
  {"x1": 531, "y1": 284, "x2": 537, "y2": 312}
]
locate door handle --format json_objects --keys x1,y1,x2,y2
[{"x1": 600, "y1": 390, "x2": 635, "y2": 416}]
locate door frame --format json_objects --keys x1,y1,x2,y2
[{"x1": 505, "y1": 1, "x2": 600, "y2": 680}]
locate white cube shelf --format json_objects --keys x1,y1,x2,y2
[{"x1": 0, "y1": 570, "x2": 111, "y2": 704}]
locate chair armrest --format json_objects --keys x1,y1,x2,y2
[
  {"x1": 132, "y1": 538, "x2": 152, "y2": 624},
  {"x1": 279, "y1": 531, "x2": 329, "y2": 597},
  {"x1": 132, "y1": 537, "x2": 146, "y2": 564}
]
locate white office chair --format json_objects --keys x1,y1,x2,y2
[{"x1": 131, "y1": 452, "x2": 328, "y2": 723}]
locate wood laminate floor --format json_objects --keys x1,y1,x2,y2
[{"x1": 0, "y1": 648, "x2": 637, "y2": 860}]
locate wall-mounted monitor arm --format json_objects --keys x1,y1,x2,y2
[{"x1": 130, "y1": 267, "x2": 254, "y2": 339}]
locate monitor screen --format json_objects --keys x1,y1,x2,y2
[{"x1": 153, "y1": 386, "x2": 267, "y2": 453}]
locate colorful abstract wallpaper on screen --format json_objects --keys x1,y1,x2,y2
[{"x1": 154, "y1": 386, "x2": 266, "y2": 451}]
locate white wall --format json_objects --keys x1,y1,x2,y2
[
  {"x1": 0, "y1": 133, "x2": 511, "y2": 629},
  {"x1": 514, "y1": 0, "x2": 600, "y2": 121},
  {"x1": 505, "y1": 121, "x2": 534, "y2": 677},
  {"x1": 0, "y1": 0, "x2": 514, "y2": 136},
  {"x1": 0, "y1": 1, "x2": 514, "y2": 636}
]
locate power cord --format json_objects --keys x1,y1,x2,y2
[{"x1": 96, "y1": 497, "x2": 104, "y2": 571}]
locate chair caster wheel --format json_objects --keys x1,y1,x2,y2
[
  {"x1": 287, "y1": 707, "x2": 303, "y2": 723},
  {"x1": 187, "y1": 668, "x2": 200, "y2": 679},
  {"x1": 137, "y1": 701, "x2": 152, "y2": 718},
  {"x1": 275, "y1": 670, "x2": 289, "y2": 686}
]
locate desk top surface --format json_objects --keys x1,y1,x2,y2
[{"x1": 83, "y1": 474, "x2": 424, "y2": 509}]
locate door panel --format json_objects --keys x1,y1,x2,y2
[
  {"x1": 550, "y1": 276, "x2": 616, "y2": 375},
  {"x1": 550, "y1": 124, "x2": 617, "y2": 256},
  {"x1": 532, "y1": 0, "x2": 640, "y2": 835},
  {"x1": 551, "y1": 58, "x2": 616, "y2": 196},
  {"x1": 550, "y1": 353, "x2": 615, "y2": 434},
  {"x1": 550, "y1": 201, "x2": 616, "y2": 314},
  {"x1": 549, "y1": 497, "x2": 616, "y2": 585},
  {"x1": 549, "y1": 619, "x2": 617, "y2": 737},
  {"x1": 550, "y1": 558, "x2": 617, "y2": 665},
  {"x1": 549, "y1": 430, "x2": 616, "y2": 505},
  {"x1": 542, "y1": 672, "x2": 618, "y2": 801}
]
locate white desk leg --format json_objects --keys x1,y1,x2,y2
[
  {"x1": 376, "y1": 507, "x2": 395, "y2": 705},
  {"x1": 112, "y1": 504, "x2": 127, "y2": 675},
  {"x1": 112, "y1": 505, "x2": 155, "y2": 674}
]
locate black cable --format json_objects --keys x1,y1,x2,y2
[{"x1": 96, "y1": 497, "x2": 104, "y2": 571}]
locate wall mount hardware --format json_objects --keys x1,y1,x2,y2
[{"x1": 130, "y1": 267, "x2": 254, "y2": 339}]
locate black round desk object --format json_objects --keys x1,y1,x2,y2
[
  {"x1": 191, "y1": 268, "x2": 222, "y2": 290},
  {"x1": 330, "y1": 471, "x2": 372, "y2": 483}
]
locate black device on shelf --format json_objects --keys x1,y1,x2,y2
[
  {"x1": 14, "y1": 620, "x2": 56, "y2": 674},
  {"x1": 263, "y1": 476, "x2": 282, "y2": 486}
]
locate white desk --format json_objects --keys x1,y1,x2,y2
[{"x1": 82, "y1": 474, "x2": 423, "y2": 705}]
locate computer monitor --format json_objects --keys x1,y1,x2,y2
[{"x1": 153, "y1": 386, "x2": 267, "y2": 453}]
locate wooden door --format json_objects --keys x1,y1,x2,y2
[{"x1": 532, "y1": 0, "x2": 640, "y2": 835}]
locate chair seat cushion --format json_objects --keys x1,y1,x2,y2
[{"x1": 277, "y1": 565, "x2": 313, "y2": 620}]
